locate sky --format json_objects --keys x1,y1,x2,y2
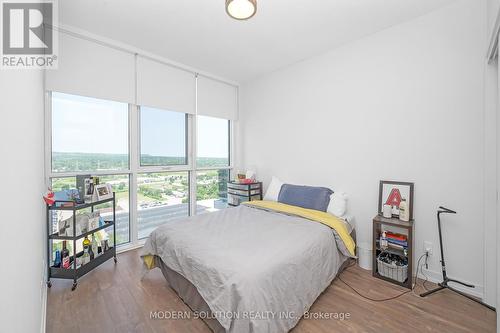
[{"x1": 52, "y1": 92, "x2": 229, "y2": 158}]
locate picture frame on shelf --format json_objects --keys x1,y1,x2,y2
[
  {"x1": 58, "y1": 214, "x2": 89, "y2": 236},
  {"x1": 95, "y1": 183, "x2": 113, "y2": 200},
  {"x1": 88, "y1": 212, "x2": 100, "y2": 231},
  {"x1": 378, "y1": 180, "x2": 414, "y2": 220},
  {"x1": 76, "y1": 174, "x2": 91, "y2": 202}
]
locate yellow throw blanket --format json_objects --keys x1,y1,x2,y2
[
  {"x1": 243, "y1": 200, "x2": 356, "y2": 257},
  {"x1": 143, "y1": 253, "x2": 156, "y2": 270}
]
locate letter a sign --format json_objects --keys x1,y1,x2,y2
[{"x1": 385, "y1": 188, "x2": 401, "y2": 207}]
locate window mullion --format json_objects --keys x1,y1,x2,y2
[
  {"x1": 190, "y1": 114, "x2": 197, "y2": 216},
  {"x1": 44, "y1": 91, "x2": 52, "y2": 189},
  {"x1": 129, "y1": 104, "x2": 139, "y2": 246}
]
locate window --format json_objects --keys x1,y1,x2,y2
[
  {"x1": 196, "y1": 169, "x2": 229, "y2": 214},
  {"x1": 51, "y1": 92, "x2": 129, "y2": 173},
  {"x1": 196, "y1": 115, "x2": 230, "y2": 167},
  {"x1": 51, "y1": 176, "x2": 76, "y2": 192},
  {"x1": 140, "y1": 107, "x2": 187, "y2": 166},
  {"x1": 48, "y1": 91, "x2": 233, "y2": 249},
  {"x1": 137, "y1": 172, "x2": 189, "y2": 239}
]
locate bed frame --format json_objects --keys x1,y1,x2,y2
[{"x1": 155, "y1": 227, "x2": 356, "y2": 333}]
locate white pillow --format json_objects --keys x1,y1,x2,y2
[
  {"x1": 328, "y1": 191, "x2": 348, "y2": 217},
  {"x1": 263, "y1": 176, "x2": 284, "y2": 201}
]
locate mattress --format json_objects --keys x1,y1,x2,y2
[{"x1": 142, "y1": 204, "x2": 355, "y2": 333}]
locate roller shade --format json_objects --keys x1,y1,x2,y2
[
  {"x1": 45, "y1": 32, "x2": 135, "y2": 104},
  {"x1": 197, "y1": 76, "x2": 238, "y2": 120},
  {"x1": 136, "y1": 56, "x2": 195, "y2": 114}
]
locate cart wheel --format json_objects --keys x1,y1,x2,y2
[
  {"x1": 71, "y1": 283, "x2": 77, "y2": 291},
  {"x1": 114, "y1": 257, "x2": 118, "y2": 264},
  {"x1": 47, "y1": 281, "x2": 52, "y2": 288}
]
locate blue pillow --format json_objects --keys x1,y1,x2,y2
[{"x1": 278, "y1": 184, "x2": 333, "y2": 212}]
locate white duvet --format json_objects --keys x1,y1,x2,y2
[{"x1": 142, "y1": 204, "x2": 347, "y2": 333}]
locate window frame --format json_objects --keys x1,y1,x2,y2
[
  {"x1": 45, "y1": 92, "x2": 134, "y2": 246},
  {"x1": 45, "y1": 91, "x2": 234, "y2": 252}
]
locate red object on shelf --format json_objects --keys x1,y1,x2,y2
[
  {"x1": 241, "y1": 178, "x2": 254, "y2": 184},
  {"x1": 386, "y1": 232, "x2": 407, "y2": 241},
  {"x1": 43, "y1": 188, "x2": 55, "y2": 206}
]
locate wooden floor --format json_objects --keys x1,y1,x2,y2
[{"x1": 46, "y1": 249, "x2": 496, "y2": 333}]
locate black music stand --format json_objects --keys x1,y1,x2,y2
[{"x1": 419, "y1": 206, "x2": 495, "y2": 311}]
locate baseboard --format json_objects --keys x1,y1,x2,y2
[
  {"x1": 116, "y1": 241, "x2": 145, "y2": 254},
  {"x1": 419, "y1": 268, "x2": 484, "y2": 300},
  {"x1": 359, "y1": 264, "x2": 485, "y2": 300},
  {"x1": 40, "y1": 283, "x2": 47, "y2": 333}
]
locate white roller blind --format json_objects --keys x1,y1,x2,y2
[
  {"x1": 136, "y1": 56, "x2": 195, "y2": 114},
  {"x1": 197, "y1": 76, "x2": 238, "y2": 120},
  {"x1": 45, "y1": 32, "x2": 135, "y2": 104}
]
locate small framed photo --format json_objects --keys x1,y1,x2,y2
[
  {"x1": 88, "y1": 212, "x2": 100, "y2": 231},
  {"x1": 95, "y1": 183, "x2": 113, "y2": 200},
  {"x1": 58, "y1": 217, "x2": 71, "y2": 236},
  {"x1": 378, "y1": 180, "x2": 414, "y2": 220}
]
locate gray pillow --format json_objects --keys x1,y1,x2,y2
[{"x1": 278, "y1": 184, "x2": 333, "y2": 212}]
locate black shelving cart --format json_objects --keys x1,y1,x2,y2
[{"x1": 46, "y1": 193, "x2": 117, "y2": 291}]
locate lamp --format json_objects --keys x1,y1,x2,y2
[{"x1": 225, "y1": 0, "x2": 257, "y2": 20}]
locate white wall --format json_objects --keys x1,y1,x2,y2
[
  {"x1": 0, "y1": 70, "x2": 46, "y2": 332},
  {"x1": 489, "y1": 0, "x2": 500, "y2": 30},
  {"x1": 489, "y1": 0, "x2": 500, "y2": 324},
  {"x1": 485, "y1": 0, "x2": 499, "y2": 308},
  {"x1": 240, "y1": 0, "x2": 488, "y2": 295},
  {"x1": 484, "y1": 48, "x2": 498, "y2": 307}
]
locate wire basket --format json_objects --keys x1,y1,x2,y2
[{"x1": 376, "y1": 256, "x2": 408, "y2": 283}]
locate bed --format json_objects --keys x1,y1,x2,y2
[{"x1": 141, "y1": 200, "x2": 356, "y2": 333}]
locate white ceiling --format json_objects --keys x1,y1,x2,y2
[{"x1": 60, "y1": 0, "x2": 457, "y2": 83}]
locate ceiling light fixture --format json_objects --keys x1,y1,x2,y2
[{"x1": 225, "y1": 0, "x2": 257, "y2": 20}]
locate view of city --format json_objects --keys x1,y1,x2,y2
[{"x1": 51, "y1": 152, "x2": 230, "y2": 247}]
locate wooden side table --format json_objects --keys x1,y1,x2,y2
[{"x1": 372, "y1": 215, "x2": 414, "y2": 289}]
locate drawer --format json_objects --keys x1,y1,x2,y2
[
  {"x1": 228, "y1": 188, "x2": 249, "y2": 196},
  {"x1": 249, "y1": 189, "x2": 261, "y2": 196},
  {"x1": 228, "y1": 194, "x2": 249, "y2": 205},
  {"x1": 227, "y1": 183, "x2": 250, "y2": 191}
]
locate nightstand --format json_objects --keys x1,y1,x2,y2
[
  {"x1": 372, "y1": 215, "x2": 414, "y2": 289},
  {"x1": 227, "y1": 181, "x2": 262, "y2": 206}
]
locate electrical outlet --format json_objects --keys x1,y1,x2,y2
[{"x1": 424, "y1": 241, "x2": 433, "y2": 256}]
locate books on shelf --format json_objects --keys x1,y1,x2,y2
[
  {"x1": 387, "y1": 238, "x2": 408, "y2": 247},
  {"x1": 387, "y1": 243, "x2": 406, "y2": 251},
  {"x1": 386, "y1": 231, "x2": 407, "y2": 241},
  {"x1": 380, "y1": 231, "x2": 408, "y2": 254},
  {"x1": 385, "y1": 232, "x2": 407, "y2": 247}
]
